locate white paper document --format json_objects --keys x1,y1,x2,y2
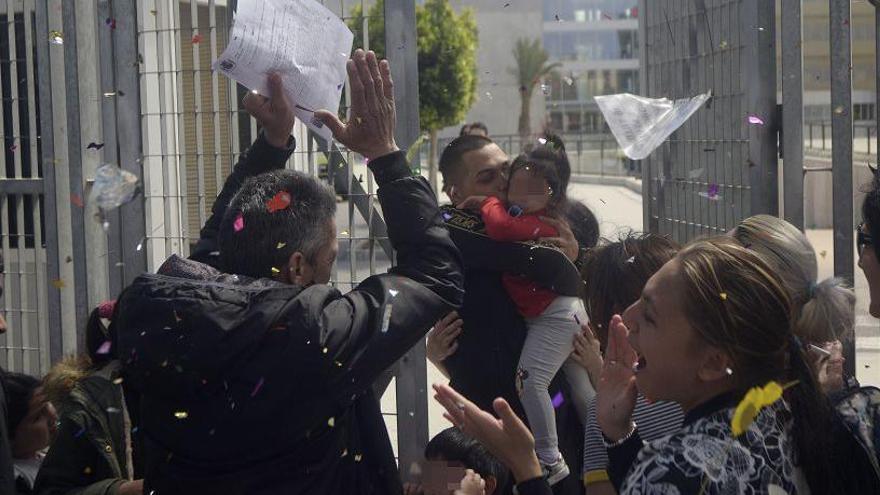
[
  {"x1": 213, "y1": 0, "x2": 354, "y2": 141},
  {"x1": 595, "y1": 92, "x2": 712, "y2": 160}
]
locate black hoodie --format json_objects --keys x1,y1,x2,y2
[{"x1": 114, "y1": 149, "x2": 463, "y2": 495}]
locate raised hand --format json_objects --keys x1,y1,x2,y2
[
  {"x1": 432, "y1": 383, "x2": 542, "y2": 484},
  {"x1": 596, "y1": 315, "x2": 639, "y2": 441},
  {"x1": 242, "y1": 73, "x2": 294, "y2": 149},
  {"x1": 572, "y1": 323, "x2": 603, "y2": 383},
  {"x1": 427, "y1": 311, "x2": 463, "y2": 364},
  {"x1": 537, "y1": 215, "x2": 578, "y2": 260},
  {"x1": 315, "y1": 49, "x2": 398, "y2": 160}
]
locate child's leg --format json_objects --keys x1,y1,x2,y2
[
  {"x1": 562, "y1": 357, "x2": 595, "y2": 424},
  {"x1": 517, "y1": 296, "x2": 584, "y2": 466}
]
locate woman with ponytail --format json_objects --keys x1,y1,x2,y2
[
  {"x1": 34, "y1": 302, "x2": 143, "y2": 495},
  {"x1": 732, "y1": 214, "x2": 856, "y2": 393},
  {"x1": 434, "y1": 238, "x2": 879, "y2": 494}
]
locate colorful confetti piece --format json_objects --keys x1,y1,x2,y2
[
  {"x1": 250, "y1": 377, "x2": 265, "y2": 397},
  {"x1": 277, "y1": 242, "x2": 287, "y2": 249},
  {"x1": 442, "y1": 212, "x2": 453, "y2": 221},
  {"x1": 51, "y1": 279, "x2": 65, "y2": 289},
  {"x1": 70, "y1": 194, "x2": 84, "y2": 208},
  {"x1": 747, "y1": 115, "x2": 764, "y2": 126},
  {"x1": 48, "y1": 30, "x2": 63, "y2": 45},
  {"x1": 820, "y1": 250, "x2": 827, "y2": 259},
  {"x1": 233, "y1": 213, "x2": 244, "y2": 232},
  {"x1": 508, "y1": 205, "x2": 523, "y2": 218},
  {"x1": 719, "y1": 292, "x2": 728, "y2": 301},
  {"x1": 551, "y1": 391, "x2": 564, "y2": 408},
  {"x1": 626, "y1": 256, "x2": 635, "y2": 263},
  {"x1": 191, "y1": 33, "x2": 202, "y2": 44},
  {"x1": 267, "y1": 191, "x2": 292, "y2": 213},
  {"x1": 327, "y1": 417, "x2": 335, "y2": 427},
  {"x1": 105, "y1": 17, "x2": 116, "y2": 30},
  {"x1": 174, "y1": 411, "x2": 188, "y2": 419},
  {"x1": 271, "y1": 267, "x2": 280, "y2": 274},
  {"x1": 87, "y1": 142, "x2": 105, "y2": 150},
  {"x1": 96, "y1": 341, "x2": 112, "y2": 355},
  {"x1": 388, "y1": 289, "x2": 399, "y2": 297}
]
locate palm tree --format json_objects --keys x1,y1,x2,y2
[{"x1": 509, "y1": 38, "x2": 560, "y2": 140}]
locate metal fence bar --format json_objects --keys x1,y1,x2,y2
[
  {"x1": 830, "y1": 0, "x2": 855, "y2": 377},
  {"x1": 34, "y1": 0, "x2": 61, "y2": 365},
  {"x1": 781, "y1": 0, "x2": 804, "y2": 230},
  {"x1": 60, "y1": 0, "x2": 90, "y2": 347},
  {"x1": 112, "y1": 0, "x2": 147, "y2": 286},
  {"x1": 384, "y1": 0, "x2": 425, "y2": 479}
]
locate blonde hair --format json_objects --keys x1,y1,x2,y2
[{"x1": 732, "y1": 214, "x2": 854, "y2": 343}]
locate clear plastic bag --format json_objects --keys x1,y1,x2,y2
[
  {"x1": 595, "y1": 92, "x2": 711, "y2": 160},
  {"x1": 90, "y1": 164, "x2": 140, "y2": 212}
]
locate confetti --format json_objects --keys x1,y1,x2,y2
[
  {"x1": 442, "y1": 212, "x2": 453, "y2": 221},
  {"x1": 191, "y1": 33, "x2": 202, "y2": 44},
  {"x1": 708, "y1": 183, "x2": 720, "y2": 197},
  {"x1": 551, "y1": 391, "x2": 564, "y2": 408},
  {"x1": 9, "y1": 143, "x2": 16, "y2": 152},
  {"x1": 388, "y1": 289, "x2": 399, "y2": 297},
  {"x1": 322, "y1": 347, "x2": 328, "y2": 354},
  {"x1": 532, "y1": 227, "x2": 541, "y2": 237},
  {"x1": 719, "y1": 292, "x2": 728, "y2": 301},
  {"x1": 834, "y1": 106, "x2": 844, "y2": 115},
  {"x1": 276, "y1": 242, "x2": 287, "y2": 249},
  {"x1": 380, "y1": 304, "x2": 393, "y2": 333},
  {"x1": 508, "y1": 205, "x2": 523, "y2": 217},
  {"x1": 48, "y1": 30, "x2": 63, "y2": 45},
  {"x1": 555, "y1": 14, "x2": 560, "y2": 22},
  {"x1": 112, "y1": 377, "x2": 123, "y2": 384},
  {"x1": 250, "y1": 377, "x2": 265, "y2": 397},
  {"x1": 96, "y1": 341, "x2": 112, "y2": 355},
  {"x1": 233, "y1": 213, "x2": 244, "y2": 232},
  {"x1": 84, "y1": 466, "x2": 92, "y2": 475},
  {"x1": 174, "y1": 411, "x2": 188, "y2": 419},
  {"x1": 540, "y1": 83, "x2": 551, "y2": 96},
  {"x1": 271, "y1": 267, "x2": 280, "y2": 274},
  {"x1": 600, "y1": 198, "x2": 606, "y2": 205},
  {"x1": 327, "y1": 417, "x2": 335, "y2": 427},
  {"x1": 626, "y1": 256, "x2": 635, "y2": 263},
  {"x1": 573, "y1": 314, "x2": 581, "y2": 325},
  {"x1": 150, "y1": 9, "x2": 157, "y2": 15},
  {"x1": 106, "y1": 407, "x2": 120, "y2": 413},
  {"x1": 267, "y1": 191, "x2": 292, "y2": 213},
  {"x1": 340, "y1": 230, "x2": 349, "y2": 237},
  {"x1": 538, "y1": 137, "x2": 548, "y2": 145},
  {"x1": 747, "y1": 115, "x2": 765, "y2": 126},
  {"x1": 86, "y1": 142, "x2": 105, "y2": 150},
  {"x1": 136, "y1": 239, "x2": 144, "y2": 251},
  {"x1": 105, "y1": 17, "x2": 116, "y2": 29},
  {"x1": 719, "y1": 40, "x2": 728, "y2": 49},
  {"x1": 354, "y1": 454, "x2": 363, "y2": 462},
  {"x1": 819, "y1": 250, "x2": 827, "y2": 259},
  {"x1": 70, "y1": 194, "x2": 84, "y2": 208},
  {"x1": 341, "y1": 448, "x2": 348, "y2": 458},
  {"x1": 51, "y1": 279, "x2": 65, "y2": 289}
]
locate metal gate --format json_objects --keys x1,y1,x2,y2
[
  {"x1": 638, "y1": 0, "x2": 778, "y2": 244},
  {"x1": 1, "y1": 0, "x2": 427, "y2": 472}
]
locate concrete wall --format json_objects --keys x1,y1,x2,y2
[{"x1": 445, "y1": 0, "x2": 546, "y2": 138}]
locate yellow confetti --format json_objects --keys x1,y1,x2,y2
[
  {"x1": 112, "y1": 377, "x2": 123, "y2": 385},
  {"x1": 174, "y1": 411, "x2": 188, "y2": 419},
  {"x1": 354, "y1": 454, "x2": 363, "y2": 462},
  {"x1": 731, "y1": 381, "x2": 786, "y2": 436},
  {"x1": 820, "y1": 250, "x2": 827, "y2": 259},
  {"x1": 276, "y1": 242, "x2": 286, "y2": 249},
  {"x1": 271, "y1": 267, "x2": 280, "y2": 274},
  {"x1": 83, "y1": 466, "x2": 92, "y2": 474},
  {"x1": 719, "y1": 292, "x2": 728, "y2": 301},
  {"x1": 340, "y1": 230, "x2": 349, "y2": 237},
  {"x1": 322, "y1": 347, "x2": 329, "y2": 354},
  {"x1": 51, "y1": 279, "x2": 65, "y2": 289},
  {"x1": 327, "y1": 417, "x2": 335, "y2": 427},
  {"x1": 719, "y1": 40, "x2": 728, "y2": 49}
]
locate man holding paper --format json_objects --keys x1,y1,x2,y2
[{"x1": 114, "y1": 50, "x2": 463, "y2": 495}]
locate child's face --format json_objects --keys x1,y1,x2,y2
[
  {"x1": 506, "y1": 168, "x2": 551, "y2": 214},
  {"x1": 12, "y1": 388, "x2": 57, "y2": 458},
  {"x1": 421, "y1": 459, "x2": 469, "y2": 495}
]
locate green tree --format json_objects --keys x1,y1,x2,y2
[
  {"x1": 348, "y1": 0, "x2": 477, "y2": 191},
  {"x1": 509, "y1": 37, "x2": 560, "y2": 139}
]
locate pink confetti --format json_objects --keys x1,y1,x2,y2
[
  {"x1": 96, "y1": 340, "x2": 112, "y2": 355},
  {"x1": 551, "y1": 391, "x2": 564, "y2": 408},
  {"x1": 747, "y1": 115, "x2": 764, "y2": 126},
  {"x1": 191, "y1": 33, "x2": 202, "y2": 44},
  {"x1": 250, "y1": 377, "x2": 265, "y2": 397},
  {"x1": 233, "y1": 213, "x2": 244, "y2": 232}
]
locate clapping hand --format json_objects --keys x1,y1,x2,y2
[
  {"x1": 596, "y1": 315, "x2": 638, "y2": 441},
  {"x1": 315, "y1": 50, "x2": 398, "y2": 160},
  {"x1": 432, "y1": 384, "x2": 542, "y2": 484}
]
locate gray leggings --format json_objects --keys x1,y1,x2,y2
[{"x1": 517, "y1": 296, "x2": 595, "y2": 465}]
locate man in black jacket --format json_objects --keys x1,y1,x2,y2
[
  {"x1": 114, "y1": 50, "x2": 463, "y2": 495},
  {"x1": 434, "y1": 135, "x2": 588, "y2": 494}
]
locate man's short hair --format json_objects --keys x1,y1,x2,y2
[
  {"x1": 218, "y1": 170, "x2": 337, "y2": 279},
  {"x1": 438, "y1": 134, "x2": 494, "y2": 187},
  {"x1": 425, "y1": 427, "x2": 509, "y2": 488}
]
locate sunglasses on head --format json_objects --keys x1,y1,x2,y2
[{"x1": 858, "y1": 222, "x2": 874, "y2": 256}]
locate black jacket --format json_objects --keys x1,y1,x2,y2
[
  {"x1": 114, "y1": 150, "x2": 464, "y2": 495},
  {"x1": 0, "y1": 371, "x2": 14, "y2": 495},
  {"x1": 440, "y1": 207, "x2": 586, "y2": 495}
]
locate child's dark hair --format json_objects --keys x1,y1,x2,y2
[
  {"x1": 424, "y1": 427, "x2": 509, "y2": 489},
  {"x1": 3, "y1": 372, "x2": 41, "y2": 436},
  {"x1": 507, "y1": 154, "x2": 567, "y2": 214}
]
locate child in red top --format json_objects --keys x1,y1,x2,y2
[{"x1": 459, "y1": 155, "x2": 595, "y2": 485}]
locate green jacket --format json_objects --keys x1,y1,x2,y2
[{"x1": 35, "y1": 361, "x2": 132, "y2": 495}]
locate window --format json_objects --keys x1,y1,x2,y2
[
  {"x1": 567, "y1": 112, "x2": 582, "y2": 132},
  {"x1": 854, "y1": 104, "x2": 875, "y2": 123}
]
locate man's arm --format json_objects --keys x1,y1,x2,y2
[
  {"x1": 190, "y1": 73, "x2": 296, "y2": 266},
  {"x1": 307, "y1": 50, "x2": 463, "y2": 398}
]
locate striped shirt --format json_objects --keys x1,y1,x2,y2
[{"x1": 582, "y1": 395, "x2": 684, "y2": 482}]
